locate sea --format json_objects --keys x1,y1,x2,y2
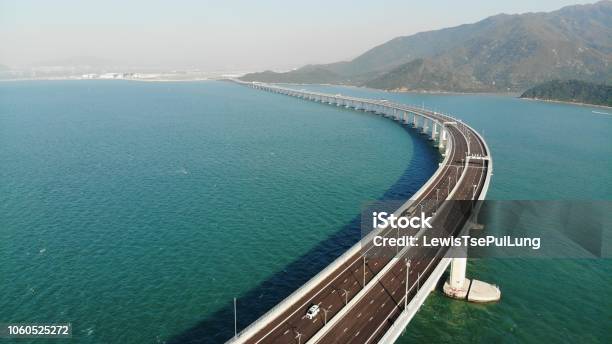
[{"x1": 0, "y1": 80, "x2": 610, "y2": 343}]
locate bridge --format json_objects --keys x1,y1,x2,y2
[{"x1": 227, "y1": 80, "x2": 496, "y2": 344}]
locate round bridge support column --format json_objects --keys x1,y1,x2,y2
[
  {"x1": 445, "y1": 257, "x2": 469, "y2": 299},
  {"x1": 443, "y1": 225, "x2": 501, "y2": 303}
]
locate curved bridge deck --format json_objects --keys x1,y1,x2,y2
[{"x1": 227, "y1": 81, "x2": 492, "y2": 344}]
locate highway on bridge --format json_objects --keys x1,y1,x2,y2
[{"x1": 227, "y1": 81, "x2": 491, "y2": 344}]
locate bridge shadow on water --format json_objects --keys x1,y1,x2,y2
[{"x1": 167, "y1": 122, "x2": 439, "y2": 344}]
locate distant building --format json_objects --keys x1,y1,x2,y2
[{"x1": 99, "y1": 73, "x2": 123, "y2": 79}]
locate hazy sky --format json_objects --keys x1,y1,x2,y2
[{"x1": 0, "y1": 0, "x2": 597, "y2": 71}]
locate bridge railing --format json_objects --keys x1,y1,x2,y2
[{"x1": 226, "y1": 80, "x2": 491, "y2": 343}]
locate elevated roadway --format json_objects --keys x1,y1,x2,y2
[{"x1": 227, "y1": 80, "x2": 493, "y2": 344}]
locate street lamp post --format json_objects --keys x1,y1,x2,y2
[
  {"x1": 404, "y1": 260, "x2": 411, "y2": 309},
  {"x1": 455, "y1": 166, "x2": 460, "y2": 185},
  {"x1": 322, "y1": 308, "x2": 329, "y2": 325},
  {"x1": 234, "y1": 297, "x2": 237, "y2": 338},
  {"x1": 396, "y1": 226, "x2": 400, "y2": 255},
  {"x1": 363, "y1": 257, "x2": 366, "y2": 287},
  {"x1": 472, "y1": 184, "x2": 478, "y2": 210},
  {"x1": 341, "y1": 289, "x2": 349, "y2": 305}
]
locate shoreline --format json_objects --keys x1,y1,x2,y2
[
  {"x1": 3, "y1": 78, "x2": 609, "y2": 111},
  {"x1": 0, "y1": 77, "x2": 213, "y2": 83},
  {"x1": 262, "y1": 81, "x2": 519, "y2": 96},
  {"x1": 519, "y1": 96, "x2": 612, "y2": 110}
]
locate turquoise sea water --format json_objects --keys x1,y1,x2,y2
[
  {"x1": 0, "y1": 81, "x2": 435, "y2": 343},
  {"x1": 1, "y1": 80, "x2": 610, "y2": 343},
  {"x1": 294, "y1": 85, "x2": 612, "y2": 343}
]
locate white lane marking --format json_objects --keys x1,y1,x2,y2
[
  {"x1": 363, "y1": 240, "x2": 449, "y2": 344},
  {"x1": 248, "y1": 100, "x2": 485, "y2": 344}
]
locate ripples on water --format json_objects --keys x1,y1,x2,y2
[
  {"x1": 1, "y1": 80, "x2": 610, "y2": 343},
  {"x1": 296, "y1": 84, "x2": 612, "y2": 344},
  {"x1": 0, "y1": 80, "x2": 435, "y2": 343}
]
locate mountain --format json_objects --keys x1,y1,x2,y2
[
  {"x1": 520, "y1": 79, "x2": 612, "y2": 106},
  {"x1": 241, "y1": 1, "x2": 612, "y2": 92}
]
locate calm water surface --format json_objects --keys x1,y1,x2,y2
[
  {"x1": 1, "y1": 80, "x2": 610, "y2": 343},
  {"x1": 295, "y1": 84, "x2": 612, "y2": 343},
  {"x1": 0, "y1": 80, "x2": 434, "y2": 343}
]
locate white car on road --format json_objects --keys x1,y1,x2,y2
[{"x1": 305, "y1": 304, "x2": 320, "y2": 319}]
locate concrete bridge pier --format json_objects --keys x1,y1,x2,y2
[
  {"x1": 443, "y1": 220, "x2": 501, "y2": 303},
  {"x1": 422, "y1": 118, "x2": 429, "y2": 135},
  {"x1": 431, "y1": 123, "x2": 439, "y2": 141},
  {"x1": 438, "y1": 128, "x2": 447, "y2": 152}
]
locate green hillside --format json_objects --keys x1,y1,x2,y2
[
  {"x1": 242, "y1": 1, "x2": 612, "y2": 92},
  {"x1": 520, "y1": 80, "x2": 612, "y2": 106}
]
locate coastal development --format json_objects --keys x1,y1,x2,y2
[{"x1": 227, "y1": 80, "x2": 498, "y2": 344}]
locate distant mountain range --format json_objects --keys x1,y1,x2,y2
[
  {"x1": 521, "y1": 79, "x2": 612, "y2": 106},
  {"x1": 241, "y1": 1, "x2": 612, "y2": 92}
]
